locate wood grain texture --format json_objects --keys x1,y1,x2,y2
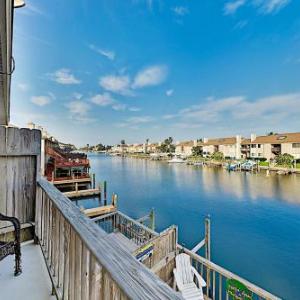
[
  {"x1": 37, "y1": 178, "x2": 183, "y2": 300},
  {"x1": 0, "y1": 126, "x2": 40, "y2": 228}
]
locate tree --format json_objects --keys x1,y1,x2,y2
[
  {"x1": 159, "y1": 137, "x2": 175, "y2": 153},
  {"x1": 267, "y1": 132, "x2": 278, "y2": 136},
  {"x1": 211, "y1": 151, "x2": 224, "y2": 161},
  {"x1": 192, "y1": 146, "x2": 203, "y2": 156},
  {"x1": 120, "y1": 139, "x2": 126, "y2": 145},
  {"x1": 275, "y1": 153, "x2": 294, "y2": 166}
]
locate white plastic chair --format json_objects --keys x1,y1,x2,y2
[{"x1": 173, "y1": 253, "x2": 206, "y2": 300}]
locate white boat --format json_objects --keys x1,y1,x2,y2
[{"x1": 168, "y1": 157, "x2": 185, "y2": 163}]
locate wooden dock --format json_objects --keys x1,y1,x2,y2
[
  {"x1": 53, "y1": 177, "x2": 91, "y2": 185},
  {"x1": 84, "y1": 204, "x2": 116, "y2": 217},
  {"x1": 63, "y1": 188, "x2": 100, "y2": 198}
]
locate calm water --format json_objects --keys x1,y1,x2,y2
[{"x1": 78, "y1": 153, "x2": 300, "y2": 299}]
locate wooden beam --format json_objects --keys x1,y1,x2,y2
[
  {"x1": 64, "y1": 188, "x2": 100, "y2": 199},
  {"x1": 191, "y1": 238, "x2": 206, "y2": 253},
  {"x1": 84, "y1": 205, "x2": 116, "y2": 218}
]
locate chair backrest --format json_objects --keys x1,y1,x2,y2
[{"x1": 176, "y1": 253, "x2": 193, "y2": 285}]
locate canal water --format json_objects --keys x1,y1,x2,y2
[{"x1": 78, "y1": 153, "x2": 300, "y2": 299}]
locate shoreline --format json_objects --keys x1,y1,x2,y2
[{"x1": 102, "y1": 152, "x2": 300, "y2": 175}]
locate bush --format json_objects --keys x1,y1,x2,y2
[
  {"x1": 275, "y1": 153, "x2": 294, "y2": 167},
  {"x1": 211, "y1": 151, "x2": 224, "y2": 161},
  {"x1": 259, "y1": 161, "x2": 269, "y2": 167}
]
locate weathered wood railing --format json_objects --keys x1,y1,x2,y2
[
  {"x1": 94, "y1": 210, "x2": 158, "y2": 246},
  {"x1": 35, "y1": 178, "x2": 183, "y2": 300},
  {"x1": 178, "y1": 245, "x2": 281, "y2": 300}
]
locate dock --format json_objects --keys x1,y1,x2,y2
[
  {"x1": 63, "y1": 188, "x2": 100, "y2": 198},
  {"x1": 53, "y1": 177, "x2": 91, "y2": 185},
  {"x1": 83, "y1": 204, "x2": 116, "y2": 217}
]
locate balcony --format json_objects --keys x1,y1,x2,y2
[{"x1": 271, "y1": 145, "x2": 281, "y2": 155}]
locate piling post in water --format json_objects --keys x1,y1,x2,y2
[
  {"x1": 98, "y1": 182, "x2": 102, "y2": 201},
  {"x1": 205, "y1": 215, "x2": 211, "y2": 297},
  {"x1": 104, "y1": 180, "x2": 107, "y2": 205},
  {"x1": 92, "y1": 173, "x2": 95, "y2": 189},
  {"x1": 149, "y1": 208, "x2": 155, "y2": 231}
]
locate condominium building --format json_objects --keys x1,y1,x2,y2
[
  {"x1": 201, "y1": 136, "x2": 242, "y2": 159},
  {"x1": 175, "y1": 140, "x2": 197, "y2": 156}
]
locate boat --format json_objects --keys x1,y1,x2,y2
[
  {"x1": 241, "y1": 160, "x2": 257, "y2": 171},
  {"x1": 168, "y1": 157, "x2": 185, "y2": 163}
]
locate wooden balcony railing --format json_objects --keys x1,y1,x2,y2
[
  {"x1": 35, "y1": 178, "x2": 182, "y2": 300},
  {"x1": 178, "y1": 245, "x2": 281, "y2": 300}
]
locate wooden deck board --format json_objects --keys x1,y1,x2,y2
[{"x1": 108, "y1": 231, "x2": 139, "y2": 253}]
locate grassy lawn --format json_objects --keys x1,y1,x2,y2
[
  {"x1": 296, "y1": 163, "x2": 300, "y2": 169},
  {"x1": 259, "y1": 161, "x2": 269, "y2": 167}
]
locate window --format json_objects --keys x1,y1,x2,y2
[
  {"x1": 251, "y1": 144, "x2": 256, "y2": 148},
  {"x1": 251, "y1": 153, "x2": 255, "y2": 156},
  {"x1": 258, "y1": 153, "x2": 262, "y2": 157},
  {"x1": 258, "y1": 144, "x2": 261, "y2": 148},
  {"x1": 292, "y1": 143, "x2": 300, "y2": 148}
]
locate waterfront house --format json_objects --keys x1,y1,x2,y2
[
  {"x1": 175, "y1": 140, "x2": 197, "y2": 156},
  {"x1": 246, "y1": 132, "x2": 300, "y2": 161},
  {"x1": 202, "y1": 136, "x2": 242, "y2": 159}
]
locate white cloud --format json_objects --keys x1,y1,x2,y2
[
  {"x1": 117, "y1": 115, "x2": 154, "y2": 128},
  {"x1": 17, "y1": 83, "x2": 30, "y2": 92},
  {"x1": 89, "y1": 44, "x2": 115, "y2": 60},
  {"x1": 224, "y1": 0, "x2": 246, "y2": 15},
  {"x1": 224, "y1": 0, "x2": 291, "y2": 15},
  {"x1": 90, "y1": 92, "x2": 128, "y2": 111},
  {"x1": 172, "y1": 6, "x2": 189, "y2": 16},
  {"x1": 132, "y1": 65, "x2": 168, "y2": 89},
  {"x1": 31, "y1": 96, "x2": 51, "y2": 106},
  {"x1": 66, "y1": 101, "x2": 94, "y2": 123},
  {"x1": 254, "y1": 0, "x2": 290, "y2": 14},
  {"x1": 99, "y1": 75, "x2": 131, "y2": 95},
  {"x1": 129, "y1": 107, "x2": 141, "y2": 112},
  {"x1": 50, "y1": 69, "x2": 81, "y2": 85},
  {"x1": 91, "y1": 93, "x2": 116, "y2": 106},
  {"x1": 73, "y1": 92, "x2": 83, "y2": 100},
  {"x1": 126, "y1": 116, "x2": 154, "y2": 124},
  {"x1": 166, "y1": 89, "x2": 174, "y2": 97},
  {"x1": 168, "y1": 93, "x2": 300, "y2": 132},
  {"x1": 112, "y1": 103, "x2": 127, "y2": 111}
]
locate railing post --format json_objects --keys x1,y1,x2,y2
[
  {"x1": 149, "y1": 208, "x2": 155, "y2": 231},
  {"x1": 205, "y1": 215, "x2": 211, "y2": 297}
]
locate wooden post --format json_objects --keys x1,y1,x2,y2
[
  {"x1": 149, "y1": 208, "x2": 155, "y2": 231},
  {"x1": 104, "y1": 181, "x2": 107, "y2": 205},
  {"x1": 75, "y1": 182, "x2": 78, "y2": 193},
  {"x1": 52, "y1": 171, "x2": 54, "y2": 183},
  {"x1": 205, "y1": 215, "x2": 211, "y2": 297},
  {"x1": 92, "y1": 173, "x2": 95, "y2": 189},
  {"x1": 99, "y1": 183, "x2": 102, "y2": 202},
  {"x1": 112, "y1": 193, "x2": 118, "y2": 208}
]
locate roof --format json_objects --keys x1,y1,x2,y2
[
  {"x1": 251, "y1": 132, "x2": 300, "y2": 144},
  {"x1": 202, "y1": 137, "x2": 236, "y2": 146},
  {"x1": 0, "y1": 0, "x2": 14, "y2": 125},
  {"x1": 176, "y1": 140, "x2": 194, "y2": 147},
  {"x1": 241, "y1": 138, "x2": 251, "y2": 145}
]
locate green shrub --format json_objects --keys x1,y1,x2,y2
[
  {"x1": 211, "y1": 151, "x2": 224, "y2": 161},
  {"x1": 275, "y1": 153, "x2": 294, "y2": 167},
  {"x1": 259, "y1": 161, "x2": 269, "y2": 167}
]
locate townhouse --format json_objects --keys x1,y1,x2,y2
[
  {"x1": 175, "y1": 140, "x2": 197, "y2": 156},
  {"x1": 201, "y1": 136, "x2": 242, "y2": 159},
  {"x1": 245, "y1": 132, "x2": 300, "y2": 160}
]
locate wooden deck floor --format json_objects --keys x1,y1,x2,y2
[
  {"x1": 108, "y1": 231, "x2": 139, "y2": 253},
  {"x1": 0, "y1": 241, "x2": 55, "y2": 300}
]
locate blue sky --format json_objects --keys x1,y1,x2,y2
[{"x1": 11, "y1": 0, "x2": 300, "y2": 146}]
